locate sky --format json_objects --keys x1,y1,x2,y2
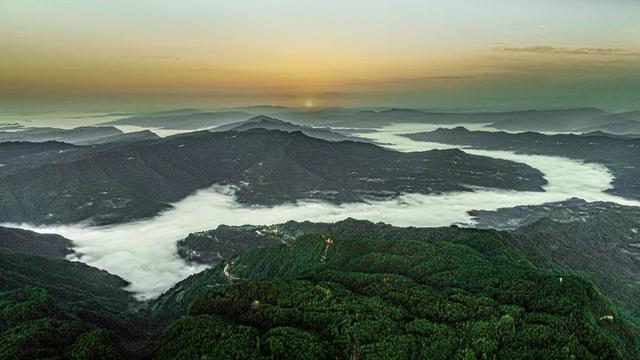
[{"x1": 1, "y1": 0, "x2": 639, "y2": 112}]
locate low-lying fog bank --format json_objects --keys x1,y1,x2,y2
[{"x1": 6, "y1": 123, "x2": 639, "y2": 300}]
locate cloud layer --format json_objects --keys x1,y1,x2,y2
[{"x1": 6, "y1": 124, "x2": 639, "y2": 299}]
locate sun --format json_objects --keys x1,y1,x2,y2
[{"x1": 304, "y1": 99, "x2": 315, "y2": 107}]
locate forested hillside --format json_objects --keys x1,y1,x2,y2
[
  {"x1": 2, "y1": 219, "x2": 639, "y2": 359},
  {"x1": 153, "y1": 220, "x2": 640, "y2": 359},
  {"x1": 0, "y1": 129, "x2": 544, "y2": 225},
  {"x1": 405, "y1": 127, "x2": 640, "y2": 201},
  {"x1": 471, "y1": 199, "x2": 640, "y2": 324},
  {"x1": 0, "y1": 254, "x2": 144, "y2": 359},
  {"x1": 0, "y1": 226, "x2": 73, "y2": 259}
]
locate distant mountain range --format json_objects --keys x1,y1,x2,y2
[
  {"x1": 328, "y1": 107, "x2": 640, "y2": 134},
  {"x1": 0, "y1": 126, "x2": 159, "y2": 145},
  {"x1": 0, "y1": 129, "x2": 544, "y2": 225},
  {"x1": 100, "y1": 106, "x2": 640, "y2": 135},
  {"x1": 210, "y1": 115, "x2": 374, "y2": 143},
  {"x1": 484, "y1": 108, "x2": 640, "y2": 134},
  {"x1": 404, "y1": 127, "x2": 640, "y2": 201},
  {"x1": 101, "y1": 109, "x2": 253, "y2": 130}
]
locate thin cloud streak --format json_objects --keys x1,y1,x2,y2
[
  {"x1": 495, "y1": 45, "x2": 640, "y2": 57},
  {"x1": 117, "y1": 55, "x2": 180, "y2": 60},
  {"x1": 346, "y1": 75, "x2": 477, "y2": 86}
]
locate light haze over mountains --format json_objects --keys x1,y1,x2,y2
[{"x1": 2, "y1": 1, "x2": 640, "y2": 358}]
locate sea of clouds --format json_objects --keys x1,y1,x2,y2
[{"x1": 6, "y1": 123, "x2": 639, "y2": 299}]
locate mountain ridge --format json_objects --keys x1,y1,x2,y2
[
  {"x1": 404, "y1": 127, "x2": 640, "y2": 201},
  {"x1": 0, "y1": 129, "x2": 545, "y2": 225}
]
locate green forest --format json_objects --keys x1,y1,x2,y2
[{"x1": 1, "y1": 220, "x2": 639, "y2": 359}]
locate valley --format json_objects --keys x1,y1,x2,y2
[
  {"x1": 2, "y1": 111, "x2": 640, "y2": 359},
  {"x1": 0, "y1": 128, "x2": 545, "y2": 225},
  {"x1": 3, "y1": 121, "x2": 638, "y2": 300},
  {"x1": 4, "y1": 2, "x2": 640, "y2": 358},
  {"x1": 404, "y1": 127, "x2": 640, "y2": 201}
]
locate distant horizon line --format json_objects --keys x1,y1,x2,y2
[{"x1": 1, "y1": 105, "x2": 638, "y2": 116}]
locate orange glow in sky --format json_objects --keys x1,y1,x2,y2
[{"x1": 1, "y1": 0, "x2": 639, "y2": 111}]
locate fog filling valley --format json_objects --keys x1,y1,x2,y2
[{"x1": 5, "y1": 123, "x2": 640, "y2": 300}]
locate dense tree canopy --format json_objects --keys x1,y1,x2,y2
[
  {"x1": 153, "y1": 225, "x2": 640, "y2": 359},
  {"x1": 1, "y1": 220, "x2": 639, "y2": 359}
]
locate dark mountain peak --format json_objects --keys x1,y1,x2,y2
[
  {"x1": 525, "y1": 107, "x2": 606, "y2": 114},
  {"x1": 233, "y1": 127, "x2": 308, "y2": 140},
  {"x1": 432, "y1": 147, "x2": 467, "y2": 155},
  {"x1": 88, "y1": 129, "x2": 161, "y2": 144},
  {"x1": 71, "y1": 125, "x2": 118, "y2": 131},
  {"x1": 355, "y1": 109, "x2": 376, "y2": 115},
  {"x1": 0, "y1": 226, "x2": 74, "y2": 259},
  {"x1": 0, "y1": 126, "x2": 141, "y2": 145},
  {"x1": 131, "y1": 129, "x2": 157, "y2": 137},
  {"x1": 245, "y1": 115, "x2": 288, "y2": 125},
  {"x1": 211, "y1": 116, "x2": 377, "y2": 144},
  {"x1": 0, "y1": 140, "x2": 76, "y2": 148},
  {"x1": 382, "y1": 108, "x2": 423, "y2": 114},
  {"x1": 571, "y1": 106, "x2": 608, "y2": 113},
  {"x1": 435, "y1": 126, "x2": 470, "y2": 134},
  {"x1": 168, "y1": 129, "x2": 222, "y2": 139},
  {"x1": 208, "y1": 116, "x2": 294, "y2": 133},
  {"x1": 558, "y1": 197, "x2": 589, "y2": 206},
  {"x1": 334, "y1": 217, "x2": 375, "y2": 226}
]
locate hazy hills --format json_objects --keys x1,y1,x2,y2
[
  {"x1": 328, "y1": 107, "x2": 640, "y2": 134},
  {"x1": 332, "y1": 107, "x2": 640, "y2": 134},
  {"x1": 0, "y1": 126, "x2": 159, "y2": 145},
  {"x1": 102, "y1": 109, "x2": 253, "y2": 130},
  {"x1": 104, "y1": 107, "x2": 361, "y2": 129},
  {"x1": 485, "y1": 108, "x2": 640, "y2": 134},
  {"x1": 210, "y1": 115, "x2": 374, "y2": 143},
  {"x1": 230, "y1": 106, "x2": 640, "y2": 134},
  {"x1": 405, "y1": 127, "x2": 640, "y2": 201},
  {"x1": 0, "y1": 129, "x2": 544, "y2": 225},
  {"x1": 100, "y1": 106, "x2": 640, "y2": 134}
]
